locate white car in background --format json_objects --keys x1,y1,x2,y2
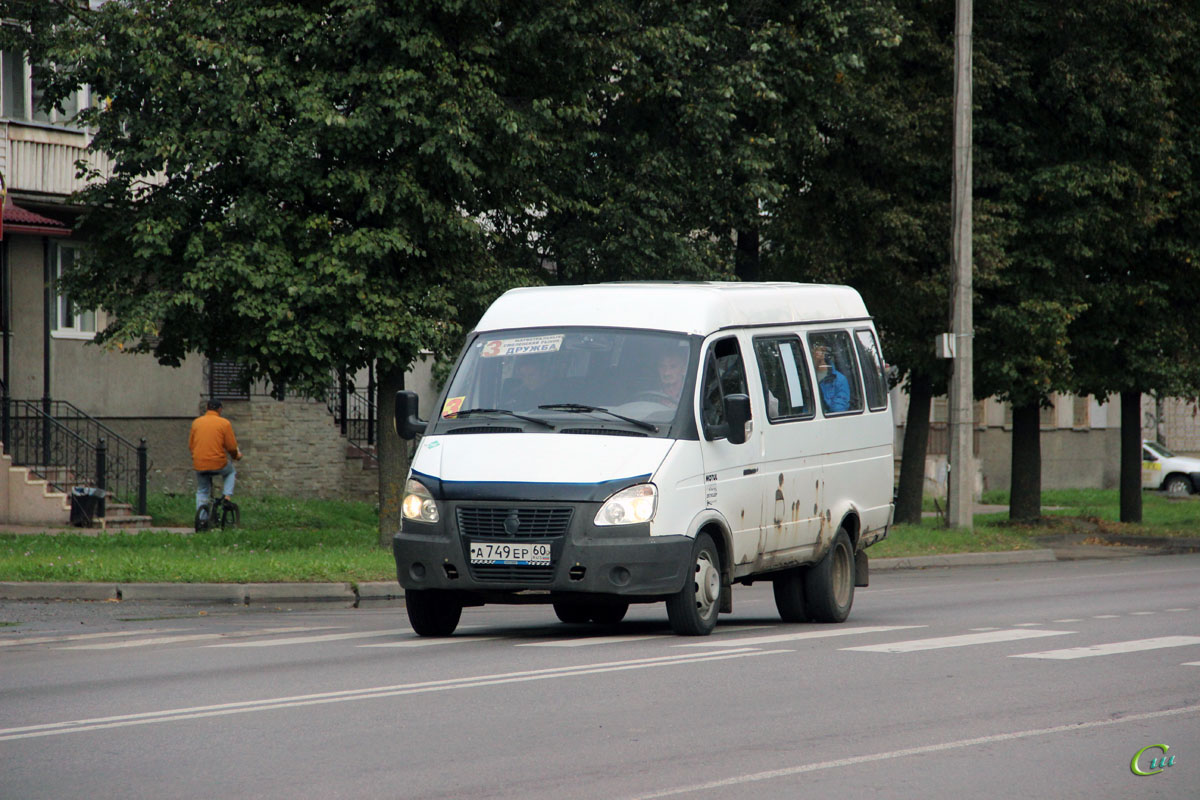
[{"x1": 1142, "y1": 440, "x2": 1200, "y2": 496}]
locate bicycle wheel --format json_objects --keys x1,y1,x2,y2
[
  {"x1": 219, "y1": 500, "x2": 240, "y2": 529},
  {"x1": 194, "y1": 503, "x2": 211, "y2": 532}
]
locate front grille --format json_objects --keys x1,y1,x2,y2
[
  {"x1": 457, "y1": 507, "x2": 572, "y2": 539},
  {"x1": 469, "y1": 564, "x2": 556, "y2": 583},
  {"x1": 458, "y1": 506, "x2": 572, "y2": 584}
]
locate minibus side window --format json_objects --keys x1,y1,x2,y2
[
  {"x1": 807, "y1": 330, "x2": 863, "y2": 415},
  {"x1": 701, "y1": 336, "x2": 748, "y2": 440},
  {"x1": 753, "y1": 335, "x2": 815, "y2": 422},
  {"x1": 854, "y1": 328, "x2": 889, "y2": 411}
]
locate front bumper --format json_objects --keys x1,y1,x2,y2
[{"x1": 393, "y1": 499, "x2": 692, "y2": 598}]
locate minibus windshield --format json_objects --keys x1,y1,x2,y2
[{"x1": 435, "y1": 328, "x2": 694, "y2": 434}]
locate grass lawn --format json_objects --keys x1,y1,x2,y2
[
  {"x1": 0, "y1": 495, "x2": 394, "y2": 584},
  {"x1": 870, "y1": 488, "x2": 1200, "y2": 558},
  {"x1": 0, "y1": 490, "x2": 1195, "y2": 583}
]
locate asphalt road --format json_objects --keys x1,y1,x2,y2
[{"x1": 2, "y1": 555, "x2": 1198, "y2": 800}]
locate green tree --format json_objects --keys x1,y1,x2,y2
[
  {"x1": 531, "y1": 1, "x2": 906, "y2": 285},
  {"x1": 1063, "y1": 4, "x2": 1200, "y2": 522},
  {"x1": 974, "y1": 1, "x2": 1192, "y2": 521},
  {"x1": 1, "y1": 0, "x2": 592, "y2": 543}
]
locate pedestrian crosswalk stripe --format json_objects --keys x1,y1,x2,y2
[
  {"x1": 207, "y1": 629, "x2": 409, "y2": 647},
  {"x1": 842, "y1": 628, "x2": 1074, "y2": 654},
  {"x1": 678, "y1": 625, "x2": 925, "y2": 648},
  {"x1": 0, "y1": 628, "x2": 186, "y2": 647},
  {"x1": 1011, "y1": 635, "x2": 1200, "y2": 660},
  {"x1": 59, "y1": 626, "x2": 338, "y2": 650},
  {"x1": 361, "y1": 637, "x2": 498, "y2": 648}
]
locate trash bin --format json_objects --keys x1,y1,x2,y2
[{"x1": 70, "y1": 487, "x2": 107, "y2": 527}]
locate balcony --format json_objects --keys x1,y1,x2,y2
[{"x1": 1, "y1": 121, "x2": 113, "y2": 199}]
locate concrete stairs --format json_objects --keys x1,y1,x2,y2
[
  {"x1": 1, "y1": 452, "x2": 71, "y2": 526},
  {"x1": 0, "y1": 449, "x2": 152, "y2": 528}
]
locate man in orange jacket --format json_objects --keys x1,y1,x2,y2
[{"x1": 188, "y1": 399, "x2": 243, "y2": 510}]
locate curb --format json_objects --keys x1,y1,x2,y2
[
  {"x1": 871, "y1": 549, "x2": 1059, "y2": 571},
  {"x1": 0, "y1": 580, "x2": 401, "y2": 604}
]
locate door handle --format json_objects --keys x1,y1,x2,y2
[{"x1": 743, "y1": 467, "x2": 758, "y2": 476}]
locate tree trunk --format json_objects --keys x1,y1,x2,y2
[
  {"x1": 376, "y1": 362, "x2": 411, "y2": 548},
  {"x1": 734, "y1": 227, "x2": 760, "y2": 281},
  {"x1": 894, "y1": 373, "x2": 933, "y2": 525},
  {"x1": 1120, "y1": 389, "x2": 1143, "y2": 523},
  {"x1": 1009, "y1": 401, "x2": 1042, "y2": 521}
]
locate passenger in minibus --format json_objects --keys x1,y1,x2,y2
[{"x1": 814, "y1": 344, "x2": 850, "y2": 413}]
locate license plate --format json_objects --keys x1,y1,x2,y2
[{"x1": 469, "y1": 541, "x2": 552, "y2": 566}]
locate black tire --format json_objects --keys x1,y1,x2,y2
[
  {"x1": 666, "y1": 532, "x2": 722, "y2": 636},
  {"x1": 406, "y1": 589, "x2": 463, "y2": 637},
  {"x1": 804, "y1": 528, "x2": 855, "y2": 623},
  {"x1": 219, "y1": 500, "x2": 240, "y2": 529},
  {"x1": 553, "y1": 601, "x2": 593, "y2": 624},
  {"x1": 194, "y1": 504, "x2": 211, "y2": 532},
  {"x1": 1163, "y1": 475, "x2": 1193, "y2": 497},
  {"x1": 588, "y1": 602, "x2": 629, "y2": 625},
  {"x1": 772, "y1": 568, "x2": 808, "y2": 622}
]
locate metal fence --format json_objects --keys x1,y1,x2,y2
[{"x1": 1, "y1": 397, "x2": 148, "y2": 514}]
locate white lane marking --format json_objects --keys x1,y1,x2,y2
[
  {"x1": 1012, "y1": 635, "x2": 1200, "y2": 660},
  {"x1": 0, "y1": 629, "x2": 186, "y2": 647},
  {"x1": 1093, "y1": 615, "x2": 1120, "y2": 619},
  {"x1": 1131, "y1": 611, "x2": 1157, "y2": 616},
  {"x1": 1185, "y1": 662, "x2": 1200, "y2": 667},
  {"x1": 57, "y1": 627, "x2": 337, "y2": 651},
  {"x1": 678, "y1": 625, "x2": 926, "y2": 648},
  {"x1": 970, "y1": 627, "x2": 1000, "y2": 632},
  {"x1": 520, "y1": 635, "x2": 676, "y2": 648},
  {"x1": 0, "y1": 648, "x2": 783, "y2": 741},
  {"x1": 206, "y1": 629, "x2": 409, "y2": 648},
  {"x1": 843, "y1": 629, "x2": 1074, "y2": 654},
  {"x1": 1053, "y1": 619, "x2": 1082, "y2": 623},
  {"x1": 62, "y1": 634, "x2": 225, "y2": 649},
  {"x1": 361, "y1": 637, "x2": 500, "y2": 648},
  {"x1": 1166, "y1": 608, "x2": 1190, "y2": 612},
  {"x1": 1013, "y1": 622, "x2": 1043, "y2": 627},
  {"x1": 627, "y1": 704, "x2": 1200, "y2": 799}
]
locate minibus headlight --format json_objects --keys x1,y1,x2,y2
[
  {"x1": 402, "y1": 479, "x2": 440, "y2": 523},
  {"x1": 595, "y1": 483, "x2": 657, "y2": 526}
]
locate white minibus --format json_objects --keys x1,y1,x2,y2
[{"x1": 393, "y1": 282, "x2": 893, "y2": 636}]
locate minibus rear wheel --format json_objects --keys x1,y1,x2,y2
[
  {"x1": 406, "y1": 589, "x2": 463, "y2": 636},
  {"x1": 804, "y1": 528, "x2": 854, "y2": 623},
  {"x1": 666, "y1": 532, "x2": 722, "y2": 635}
]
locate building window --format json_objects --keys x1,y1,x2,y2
[
  {"x1": 0, "y1": 47, "x2": 86, "y2": 125},
  {"x1": 51, "y1": 243, "x2": 97, "y2": 339}
]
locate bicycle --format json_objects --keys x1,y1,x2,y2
[{"x1": 194, "y1": 474, "x2": 240, "y2": 532}]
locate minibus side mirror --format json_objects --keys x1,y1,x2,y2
[
  {"x1": 395, "y1": 390, "x2": 427, "y2": 440},
  {"x1": 724, "y1": 393, "x2": 751, "y2": 445}
]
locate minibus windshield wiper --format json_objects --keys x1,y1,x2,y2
[
  {"x1": 538, "y1": 403, "x2": 659, "y2": 433},
  {"x1": 452, "y1": 408, "x2": 555, "y2": 430}
]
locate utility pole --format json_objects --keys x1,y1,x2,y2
[{"x1": 947, "y1": 0, "x2": 974, "y2": 529}]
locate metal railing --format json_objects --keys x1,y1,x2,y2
[
  {"x1": 327, "y1": 368, "x2": 377, "y2": 455},
  {"x1": 1, "y1": 397, "x2": 148, "y2": 514}
]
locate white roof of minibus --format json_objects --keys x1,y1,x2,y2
[{"x1": 475, "y1": 282, "x2": 871, "y2": 336}]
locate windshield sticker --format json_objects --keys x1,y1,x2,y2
[
  {"x1": 481, "y1": 335, "x2": 564, "y2": 358},
  {"x1": 442, "y1": 396, "x2": 465, "y2": 418}
]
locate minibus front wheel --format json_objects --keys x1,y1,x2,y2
[
  {"x1": 666, "y1": 532, "x2": 722, "y2": 636},
  {"x1": 406, "y1": 589, "x2": 464, "y2": 636}
]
